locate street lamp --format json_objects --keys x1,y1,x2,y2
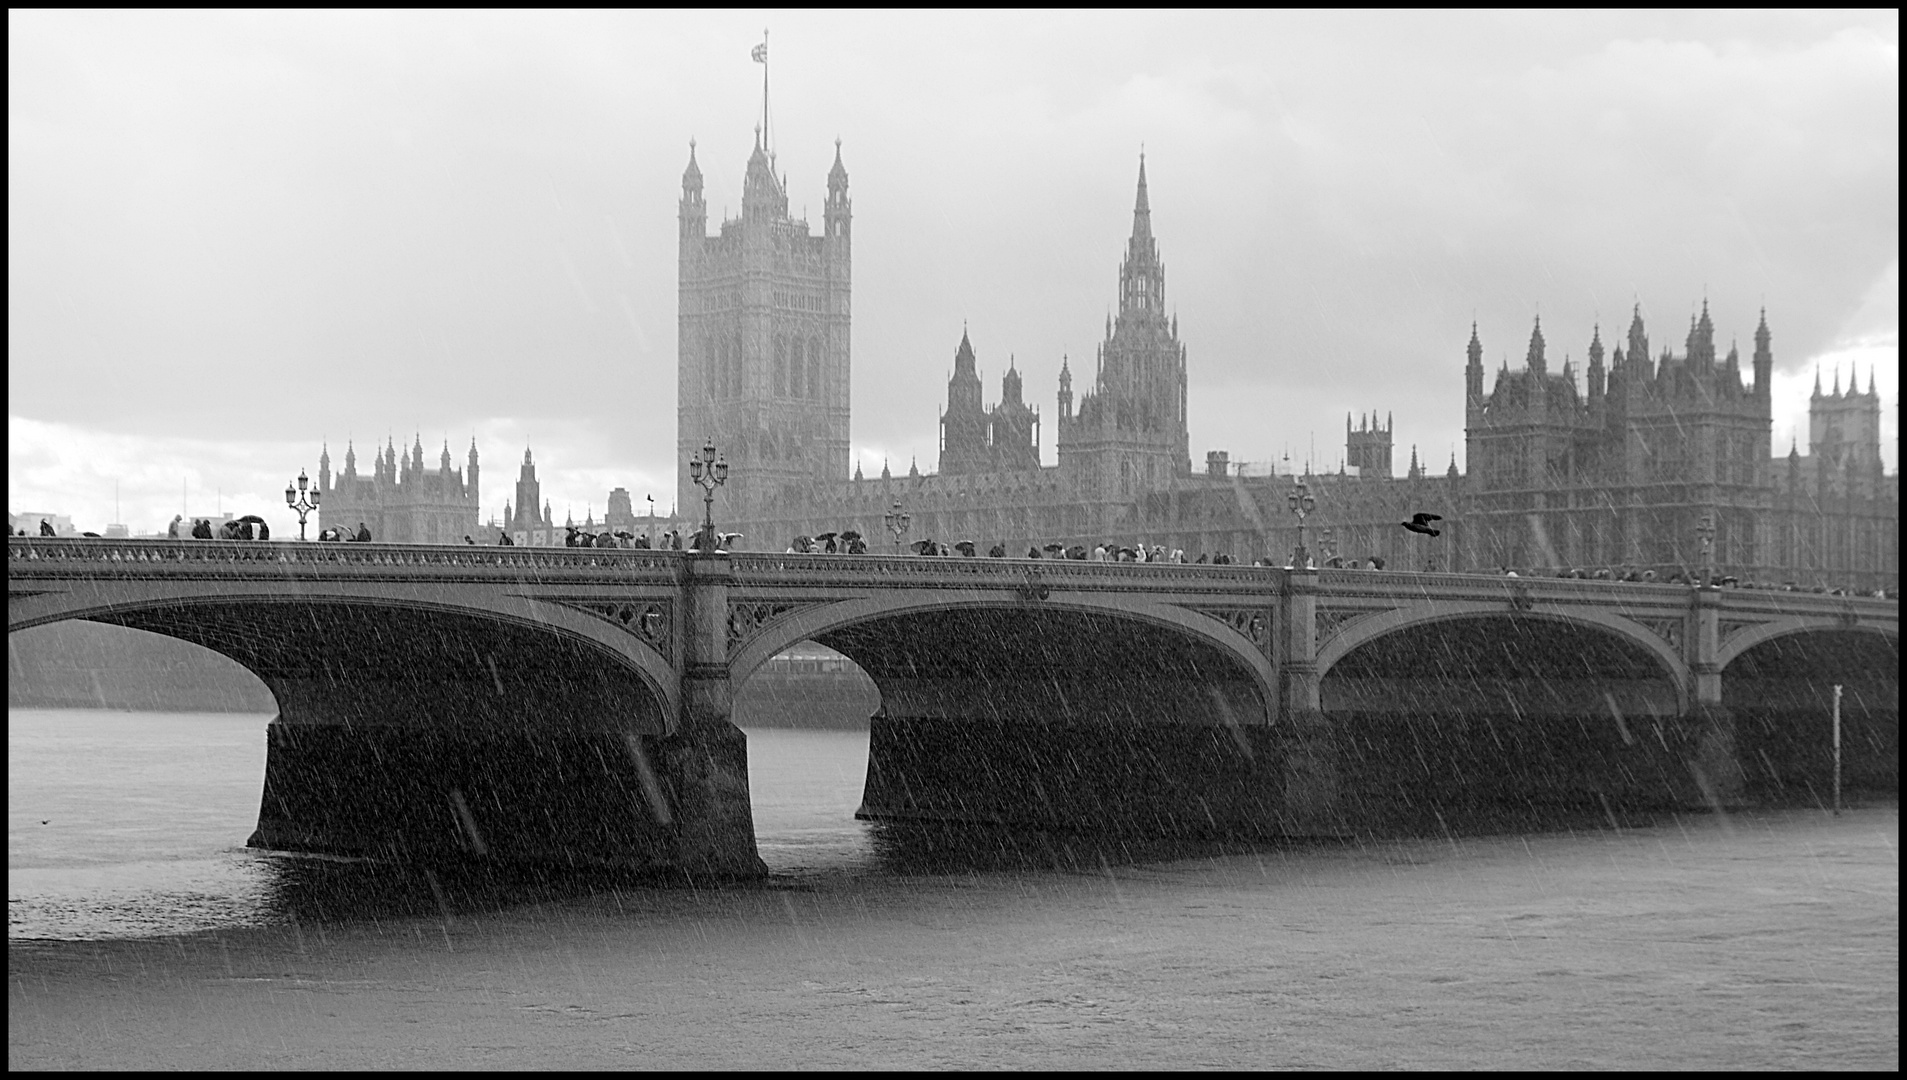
[
  {"x1": 284, "y1": 469, "x2": 320, "y2": 540},
  {"x1": 883, "y1": 499, "x2": 912, "y2": 554},
  {"x1": 686, "y1": 437, "x2": 729, "y2": 551},
  {"x1": 1285, "y1": 480, "x2": 1317, "y2": 569},
  {"x1": 1695, "y1": 513, "x2": 1716, "y2": 588}
]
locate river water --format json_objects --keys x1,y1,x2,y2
[{"x1": 8, "y1": 708, "x2": 1899, "y2": 1069}]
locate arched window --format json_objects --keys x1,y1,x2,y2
[
  {"x1": 773, "y1": 336, "x2": 787, "y2": 398},
  {"x1": 809, "y1": 338, "x2": 823, "y2": 401},
  {"x1": 789, "y1": 337, "x2": 804, "y2": 399},
  {"x1": 730, "y1": 334, "x2": 743, "y2": 398},
  {"x1": 716, "y1": 337, "x2": 730, "y2": 398}
]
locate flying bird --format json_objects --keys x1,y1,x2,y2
[
  {"x1": 717, "y1": 532, "x2": 744, "y2": 549},
  {"x1": 1401, "y1": 512, "x2": 1443, "y2": 536}
]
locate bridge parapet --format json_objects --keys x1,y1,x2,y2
[
  {"x1": 726, "y1": 552, "x2": 1281, "y2": 594},
  {"x1": 7, "y1": 537, "x2": 684, "y2": 585}
]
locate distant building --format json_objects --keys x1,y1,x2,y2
[
  {"x1": 674, "y1": 118, "x2": 1895, "y2": 585},
  {"x1": 675, "y1": 129, "x2": 853, "y2": 530},
  {"x1": 318, "y1": 435, "x2": 479, "y2": 544},
  {"x1": 11, "y1": 512, "x2": 75, "y2": 537}
]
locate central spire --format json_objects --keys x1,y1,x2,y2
[{"x1": 1132, "y1": 153, "x2": 1152, "y2": 241}]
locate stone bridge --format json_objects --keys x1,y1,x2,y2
[{"x1": 9, "y1": 537, "x2": 1898, "y2": 875}]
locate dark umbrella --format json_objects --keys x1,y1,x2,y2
[
  {"x1": 1066, "y1": 545, "x2": 1088, "y2": 560},
  {"x1": 910, "y1": 539, "x2": 937, "y2": 555},
  {"x1": 1042, "y1": 543, "x2": 1066, "y2": 555},
  {"x1": 953, "y1": 541, "x2": 977, "y2": 556},
  {"x1": 839, "y1": 530, "x2": 863, "y2": 542}
]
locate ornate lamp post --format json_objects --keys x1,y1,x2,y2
[
  {"x1": 686, "y1": 438, "x2": 729, "y2": 551},
  {"x1": 284, "y1": 469, "x2": 320, "y2": 540},
  {"x1": 1695, "y1": 512, "x2": 1716, "y2": 588},
  {"x1": 883, "y1": 499, "x2": 912, "y2": 554},
  {"x1": 1285, "y1": 480, "x2": 1317, "y2": 569}
]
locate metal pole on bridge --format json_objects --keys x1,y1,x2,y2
[{"x1": 1832, "y1": 683, "x2": 1843, "y2": 817}]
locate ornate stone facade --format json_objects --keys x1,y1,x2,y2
[
  {"x1": 318, "y1": 436, "x2": 478, "y2": 545},
  {"x1": 675, "y1": 131, "x2": 852, "y2": 531},
  {"x1": 680, "y1": 137, "x2": 1897, "y2": 587}
]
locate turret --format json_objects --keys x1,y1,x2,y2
[
  {"x1": 1464, "y1": 322, "x2": 1484, "y2": 407},
  {"x1": 1586, "y1": 323, "x2": 1606, "y2": 403},
  {"x1": 1752, "y1": 308, "x2": 1772, "y2": 400},
  {"x1": 1057, "y1": 355, "x2": 1073, "y2": 420},
  {"x1": 1625, "y1": 305, "x2": 1649, "y2": 379},
  {"x1": 318, "y1": 443, "x2": 332, "y2": 491},
  {"x1": 1525, "y1": 316, "x2": 1546, "y2": 411},
  {"x1": 343, "y1": 440, "x2": 357, "y2": 479},
  {"x1": 825, "y1": 138, "x2": 850, "y2": 242},
  {"x1": 679, "y1": 139, "x2": 706, "y2": 243},
  {"x1": 467, "y1": 438, "x2": 480, "y2": 498},
  {"x1": 1688, "y1": 299, "x2": 1716, "y2": 371}
]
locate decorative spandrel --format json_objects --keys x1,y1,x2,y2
[
  {"x1": 726, "y1": 599, "x2": 826, "y2": 657},
  {"x1": 544, "y1": 598, "x2": 673, "y2": 658},
  {"x1": 1193, "y1": 606, "x2": 1273, "y2": 656}
]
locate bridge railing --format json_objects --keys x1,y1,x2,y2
[
  {"x1": 724, "y1": 551, "x2": 1282, "y2": 591},
  {"x1": 6, "y1": 537, "x2": 684, "y2": 582}
]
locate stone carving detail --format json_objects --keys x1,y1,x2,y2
[
  {"x1": 1196, "y1": 606, "x2": 1271, "y2": 651},
  {"x1": 726, "y1": 600, "x2": 821, "y2": 655},
  {"x1": 1314, "y1": 607, "x2": 1375, "y2": 642},
  {"x1": 1717, "y1": 619, "x2": 1757, "y2": 645},
  {"x1": 548, "y1": 598, "x2": 672, "y2": 656},
  {"x1": 1637, "y1": 617, "x2": 1682, "y2": 649}
]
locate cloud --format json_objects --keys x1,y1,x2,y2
[{"x1": 7, "y1": 11, "x2": 1897, "y2": 502}]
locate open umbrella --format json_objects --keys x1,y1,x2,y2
[
  {"x1": 838, "y1": 530, "x2": 863, "y2": 542},
  {"x1": 1066, "y1": 545, "x2": 1088, "y2": 560},
  {"x1": 910, "y1": 539, "x2": 938, "y2": 555},
  {"x1": 953, "y1": 540, "x2": 977, "y2": 556},
  {"x1": 1042, "y1": 543, "x2": 1066, "y2": 555}
]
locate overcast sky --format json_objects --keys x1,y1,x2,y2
[{"x1": 9, "y1": 10, "x2": 1898, "y2": 535}]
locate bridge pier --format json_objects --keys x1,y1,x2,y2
[
  {"x1": 1683, "y1": 585, "x2": 1745, "y2": 808},
  {"x1": 671, "y1": 553, "x2": 769, "y2": 877},
  {"x1": 1277, "y1": 568, "x2": 1343, "y2": 834}
]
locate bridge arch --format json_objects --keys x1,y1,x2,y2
[
  {"x1": 1316, "y1": 600, "x2": 1690, "y2": 714},
  {"x1": 730, "y1": 590, "x2": 1280, "y2": 833},
  {"x1": 731, "y1": 591, "x2": 1274, "y2": 726},
  {"x1": 1716, "y1": 616, "x2": 1898, "y2": 672},
  {"x1": 11, "y1": 588, "x2": 677, "y2": 734}
]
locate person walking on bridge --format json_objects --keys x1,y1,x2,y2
[{"x1": 167, "y1": 514, "x2": 183, "y2": 539}]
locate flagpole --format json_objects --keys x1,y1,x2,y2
[{"x1": 761, "y1": 28, "x2": 770, "y2": 154}]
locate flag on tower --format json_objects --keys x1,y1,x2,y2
[{"x1": 752, "y1": 41, "x2": 767, "y2": 63}]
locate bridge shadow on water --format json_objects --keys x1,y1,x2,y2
[{"x1": 242, "y1": 797, "x2": 1713, "y2": 926}]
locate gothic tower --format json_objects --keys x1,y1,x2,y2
[
  {"x1": 1057, "y1": 155, "x2": 1191, "y2": 504},
  {"x1": 677, "y1": 131, "x2": 852, "y2": 535},
  {"x1": 939, "y1": 328, "x2": 987, "y2": 475}
]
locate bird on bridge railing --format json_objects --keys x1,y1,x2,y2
[{"x1": 1401, "y1": 512, "x2": 1442, "y2": 536}]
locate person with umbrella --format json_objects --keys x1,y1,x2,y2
[
  {"x1": 814, "y1": 531, "x2": 839, "y2": 553},
  {"x1": 953, "y1": 540, "x2": 977, "y2": 557},
  {"x1": 840, "y1": 530, "x2": 867, "y2": 555},
  {"x1": 236, "y1": 514, "x2": 268, "y2": 540},
  {"x1": 988, "y1": 542, "x2": 1006, "y2": 558}
]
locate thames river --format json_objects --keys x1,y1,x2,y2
[{"x1": 8, "y1": 709, "x2": 1898, "y2": 1069}]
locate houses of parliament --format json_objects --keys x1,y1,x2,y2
[
  {"x1": 674, "y1": 126, "x2": 1895, "y2": 589},
  {"x1": 315, "y1": 119, "x2": 1896, "y2": 591}
]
